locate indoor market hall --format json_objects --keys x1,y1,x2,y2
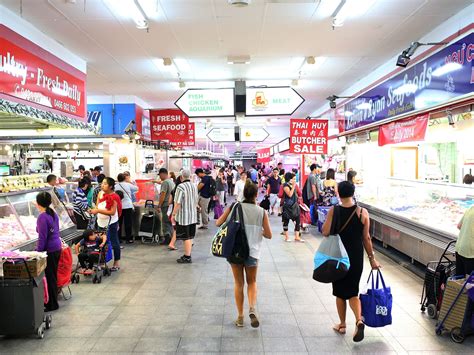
[{"x1": 0, "y1": 0, "x2": 474, "y2": 354}]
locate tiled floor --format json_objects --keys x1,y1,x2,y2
[{"x1": 1, "y1": 211, "x2": 473, "y2": 354}]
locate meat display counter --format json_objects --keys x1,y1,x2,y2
[
  {"x1": 356, "y1": 178, "x2": 474, "y2": 265},
  {"x1": 0, "y1": 187, "x2": 80, "y2": 251}
]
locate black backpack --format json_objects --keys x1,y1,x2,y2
[{"x1": 208, "y1": 177, "x2": 217, "y2": 197}]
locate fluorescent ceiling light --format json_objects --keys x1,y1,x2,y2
[
  {"x1": 290, "y1": 57, "x2": 305, "y2": 71},
  {"x1": 153, "y1": 58, "x2": 178, "y2": 75},
  {"x1": 104, "y1": 0, "x2": 148, "y2": 29},
  {"x1": 432, "y1": 62, "x2": 463, "y2": 77},
  {"x1": 300, "y1": 56, "x2": 326, "y2": 74},
  {"x1": 393, "y1": 83, "x2": 418, "y2": 96},
  {"x1": 227, "y1": 55, "x2": 251, "y2": 64},
  {"x1": 173, "y1": 58, "x2": 192, "y2": 73},
  {"x1": 332, "y1": 0, "x2": 377, "y2": 27},
  {"x1": 356, "y1": 102, "x2": 371, "y2": 110}
]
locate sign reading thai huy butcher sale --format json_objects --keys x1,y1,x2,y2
[
  {"x1": 0, "y1": 25, "x2": 87, "y2": 121},
  {"x1": 290, "y1": 119, "x2": 328, "y2": 154},
  {"x1": 378, "y1": 114, "x2": 429, "y2": 146},
  {"x1": 150, "y1": 108, "x2": 190, "y2": 143}
]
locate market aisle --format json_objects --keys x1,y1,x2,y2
[{"x1": 0, "y1": 213, "x2": 472, "y2": 354}]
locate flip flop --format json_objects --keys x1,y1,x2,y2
[
  {"x1": 295, "y1": 238, "x2": 305, "y2": 243},
  {"x1": 353, "y1": 320, "x2": 365, "y2": 342},
  {"x1": 168, "y1": 246, "x2": 178, "y2": 251},
  {"x1": 332, "y1": 324, "x2": 346, "y2": 334}
]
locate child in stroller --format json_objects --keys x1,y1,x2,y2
[{"x1": 72, "y1": 230, "x2": 110, "y2": 283}]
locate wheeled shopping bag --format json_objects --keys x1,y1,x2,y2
[
  {"x1": 0, "y1": 265, "x2": 52, "y2": 339},
  {"x1": 436, "y1": 273, "x2": 474, "y2": 343}
]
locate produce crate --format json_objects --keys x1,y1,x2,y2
[
  {"x1": 2, "y1": 258, "x2": 47, "y2": 279},
  {"x1": 438, "y1": 277, "x2": 470, "y2": 332}
]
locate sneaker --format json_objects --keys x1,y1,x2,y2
[
  {"x1": 249, "y1": 307, "x2": 260, "y2": 328},
  {"x1": 198, "y1": 226, "x2": 208, "y2": 230},
  {"x1": 177, "y1": 255, "x2": 192, "y2": 264}
]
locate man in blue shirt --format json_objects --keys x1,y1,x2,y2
[{"x1": 196, "y1": 168, "x2": 211, "y2": 229}]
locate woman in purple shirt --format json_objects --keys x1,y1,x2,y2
[{"x1": 36, "y1": 191, "x2": 62, "y2": 312}]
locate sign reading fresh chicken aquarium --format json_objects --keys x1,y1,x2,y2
[{"x1": 344, "y1": 32, "x2": 474, "y2": 132}]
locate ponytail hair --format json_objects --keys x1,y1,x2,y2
[{"x1": 36, "y1": 191, "x2": 56, "y2": 218}]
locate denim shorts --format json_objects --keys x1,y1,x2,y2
[{"x1": 228, "y1": 256, "x2": 259, "y2": 267}]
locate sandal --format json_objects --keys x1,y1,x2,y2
[
  {"x1": 168, "y1": 246, "x2": 177, "y2": 251},
  {"x1": 295, "y1": 238, "x2": 305, "y2": 243},
  {"x1": 332, "y1": 324, "x2": 346, "y2": 334},
  {"x1": 353, "y1": 320, "x2": 365, "y2": 342},
  {"x1": 110, "y1": 266, "x2": 120, "y2": 272},
  {"x1": 234, "y1": 316, "x2": 244, "y2": 327}
]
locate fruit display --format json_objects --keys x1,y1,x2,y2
[{"x1": 357, "y1": 179, "x2": 474, "y2": 236}]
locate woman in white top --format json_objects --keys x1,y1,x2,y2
[
  {"x1": 115, "y1": 173, "x2": 138, "y2": 244},
  {"x1": 217, "y1": 181, "x2": 272, "y2": 328},
  {"x1": 233, "y1": 171, "x2": 247, "y2": 202},
  {"x1": 90, "y1": 177, "x2": 122, "y2": 271}
]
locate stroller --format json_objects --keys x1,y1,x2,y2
[
  {"x1": 420, "y1": 240, "x2": 457, "y2": 319},
  {"x1": 71, "y1": 230, "x2": 112, "y2": 284},
  {"x1": 139, "y1": 200, "x2": 159, "y2": 243}
]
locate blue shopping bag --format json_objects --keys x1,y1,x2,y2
[{"x1": 360, "y1": 270, "x2": 393, "y2": 328}]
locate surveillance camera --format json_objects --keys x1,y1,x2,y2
[
  {"x1": 447, "y1": 110, "x2": 455, "y2": 126},
  {"x1": 396, "y1": 53, "x2": 410, "y2": 67},
  {"x1": 124, "y1": 120, "x2": 136, "y2": 133},
  {"x1": 329, "y1": 101, "x2": 337, "y2": 109}
]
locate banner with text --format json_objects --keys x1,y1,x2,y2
[
  {"x1": 290, "y1": 119, "x2": 328, "y2": 154},
  {"x1": 171, "y1": 122, "x2": 195, "y2": 147},
  {"x1": 378, "y1": 114, "x2": 429, "y2": 146},
  {"x1": 344, "y1": 32, "x2": 474, "y2": 132},
  {"x1": 0, "y1": 25, "x2": 87, "y2": 121},
  {"x1": 257, "y1": 148, "x2": 271, "y2": 164},
  {"x1": 150, "y1": 108, "x2": 191, "y2": 145}
]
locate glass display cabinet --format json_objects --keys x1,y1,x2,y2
[
  {"x1": 0, "y1": 187, "x2": 76, "y2": 251},
  {"x1": 356, "y1": 178, "x2": 474, "y2": 265}
]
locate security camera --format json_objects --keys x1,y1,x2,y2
[
  {"x1": 330, "y1": 100, "x2": 337, "y2": 109},
  {"x1": 124, "y1": 120, "x2": 136, "y2": 133}
]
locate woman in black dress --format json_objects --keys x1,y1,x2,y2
[{"x1": 322, "y1": 181, "x2": 380, "y2": 342}]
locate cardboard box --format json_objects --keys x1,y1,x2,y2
[{"x1": 2, "y1": 258, "x2": 47, "y2": 279}]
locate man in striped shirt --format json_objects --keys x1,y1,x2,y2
[{"x1": 171, "y1": 169, "x2": 199, "y2": 264}]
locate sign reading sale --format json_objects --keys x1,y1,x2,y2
[
  {"x1": 150, "y1": 108, "x2": 194, "y2": 146},
  {"x1": 257, "y1": 148, "x2": 271, "y2": 164},
  {"x1": 0, "y1": 25, "x2": 86, "y2": 121},
  {"x1": 290, "y1": 119, "x2": 328, "y2": 154}
]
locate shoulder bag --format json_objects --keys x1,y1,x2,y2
[{"x1": 312, "y1": 206, "x2": 357, "y2": 283}]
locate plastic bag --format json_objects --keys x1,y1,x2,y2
[
  {"x1": 360, "y1": 270, "x2": 393, "y2": 328},
  {"x1": 312, "y1": 234, "x2": 350, "y2": 283}
]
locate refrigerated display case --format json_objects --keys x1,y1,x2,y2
[
  {"x1": 357, "y1": 178, "x2": 474, "y2": 265},
  {"x1": 0, "y1": 187, "x2": 78, "y2": 251}
]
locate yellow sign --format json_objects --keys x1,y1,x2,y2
[{"x1": 252, "y1": 91, "x2": 268, "y2": 108}]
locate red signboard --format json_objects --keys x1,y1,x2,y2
[
  {"x1": 378, "y1": 114, "x2": 429, "y2": 146},
  {"x1": 290, "y1": 119, "x2": 328, "y2": 154},
  {"x1": 0, "y1": 25, "x2": 87, "y2": 121},
  {"x1": 150, "y1": 108, "x2": 194, "y2": 146},
  {"x1": 257, "y1": 148, "x2": 271, "y2": 164}
]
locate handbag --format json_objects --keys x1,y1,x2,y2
[
  {"x1": 282, "y1": 184, "x2": 300, "y2": 220},
  {"x1": 312, "y1": 206, "x2": 355, "y2": 283},
  {"x1": 214, "y1": 202, "x2": 224, "y2": 219},
  {"x1": 211, "y1": 203, "x2": 241, "y2": 258},
  {"x1": 360, "y1": 270, "x2": 393, "y2": 328}
]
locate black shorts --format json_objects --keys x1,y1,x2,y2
[{"x1": 176, "y1": 223, "x2": 196, "y2": 240}]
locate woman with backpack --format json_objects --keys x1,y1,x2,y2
[{"x1": 216, "y1": 181, "x2": 272, "y2": 328}]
